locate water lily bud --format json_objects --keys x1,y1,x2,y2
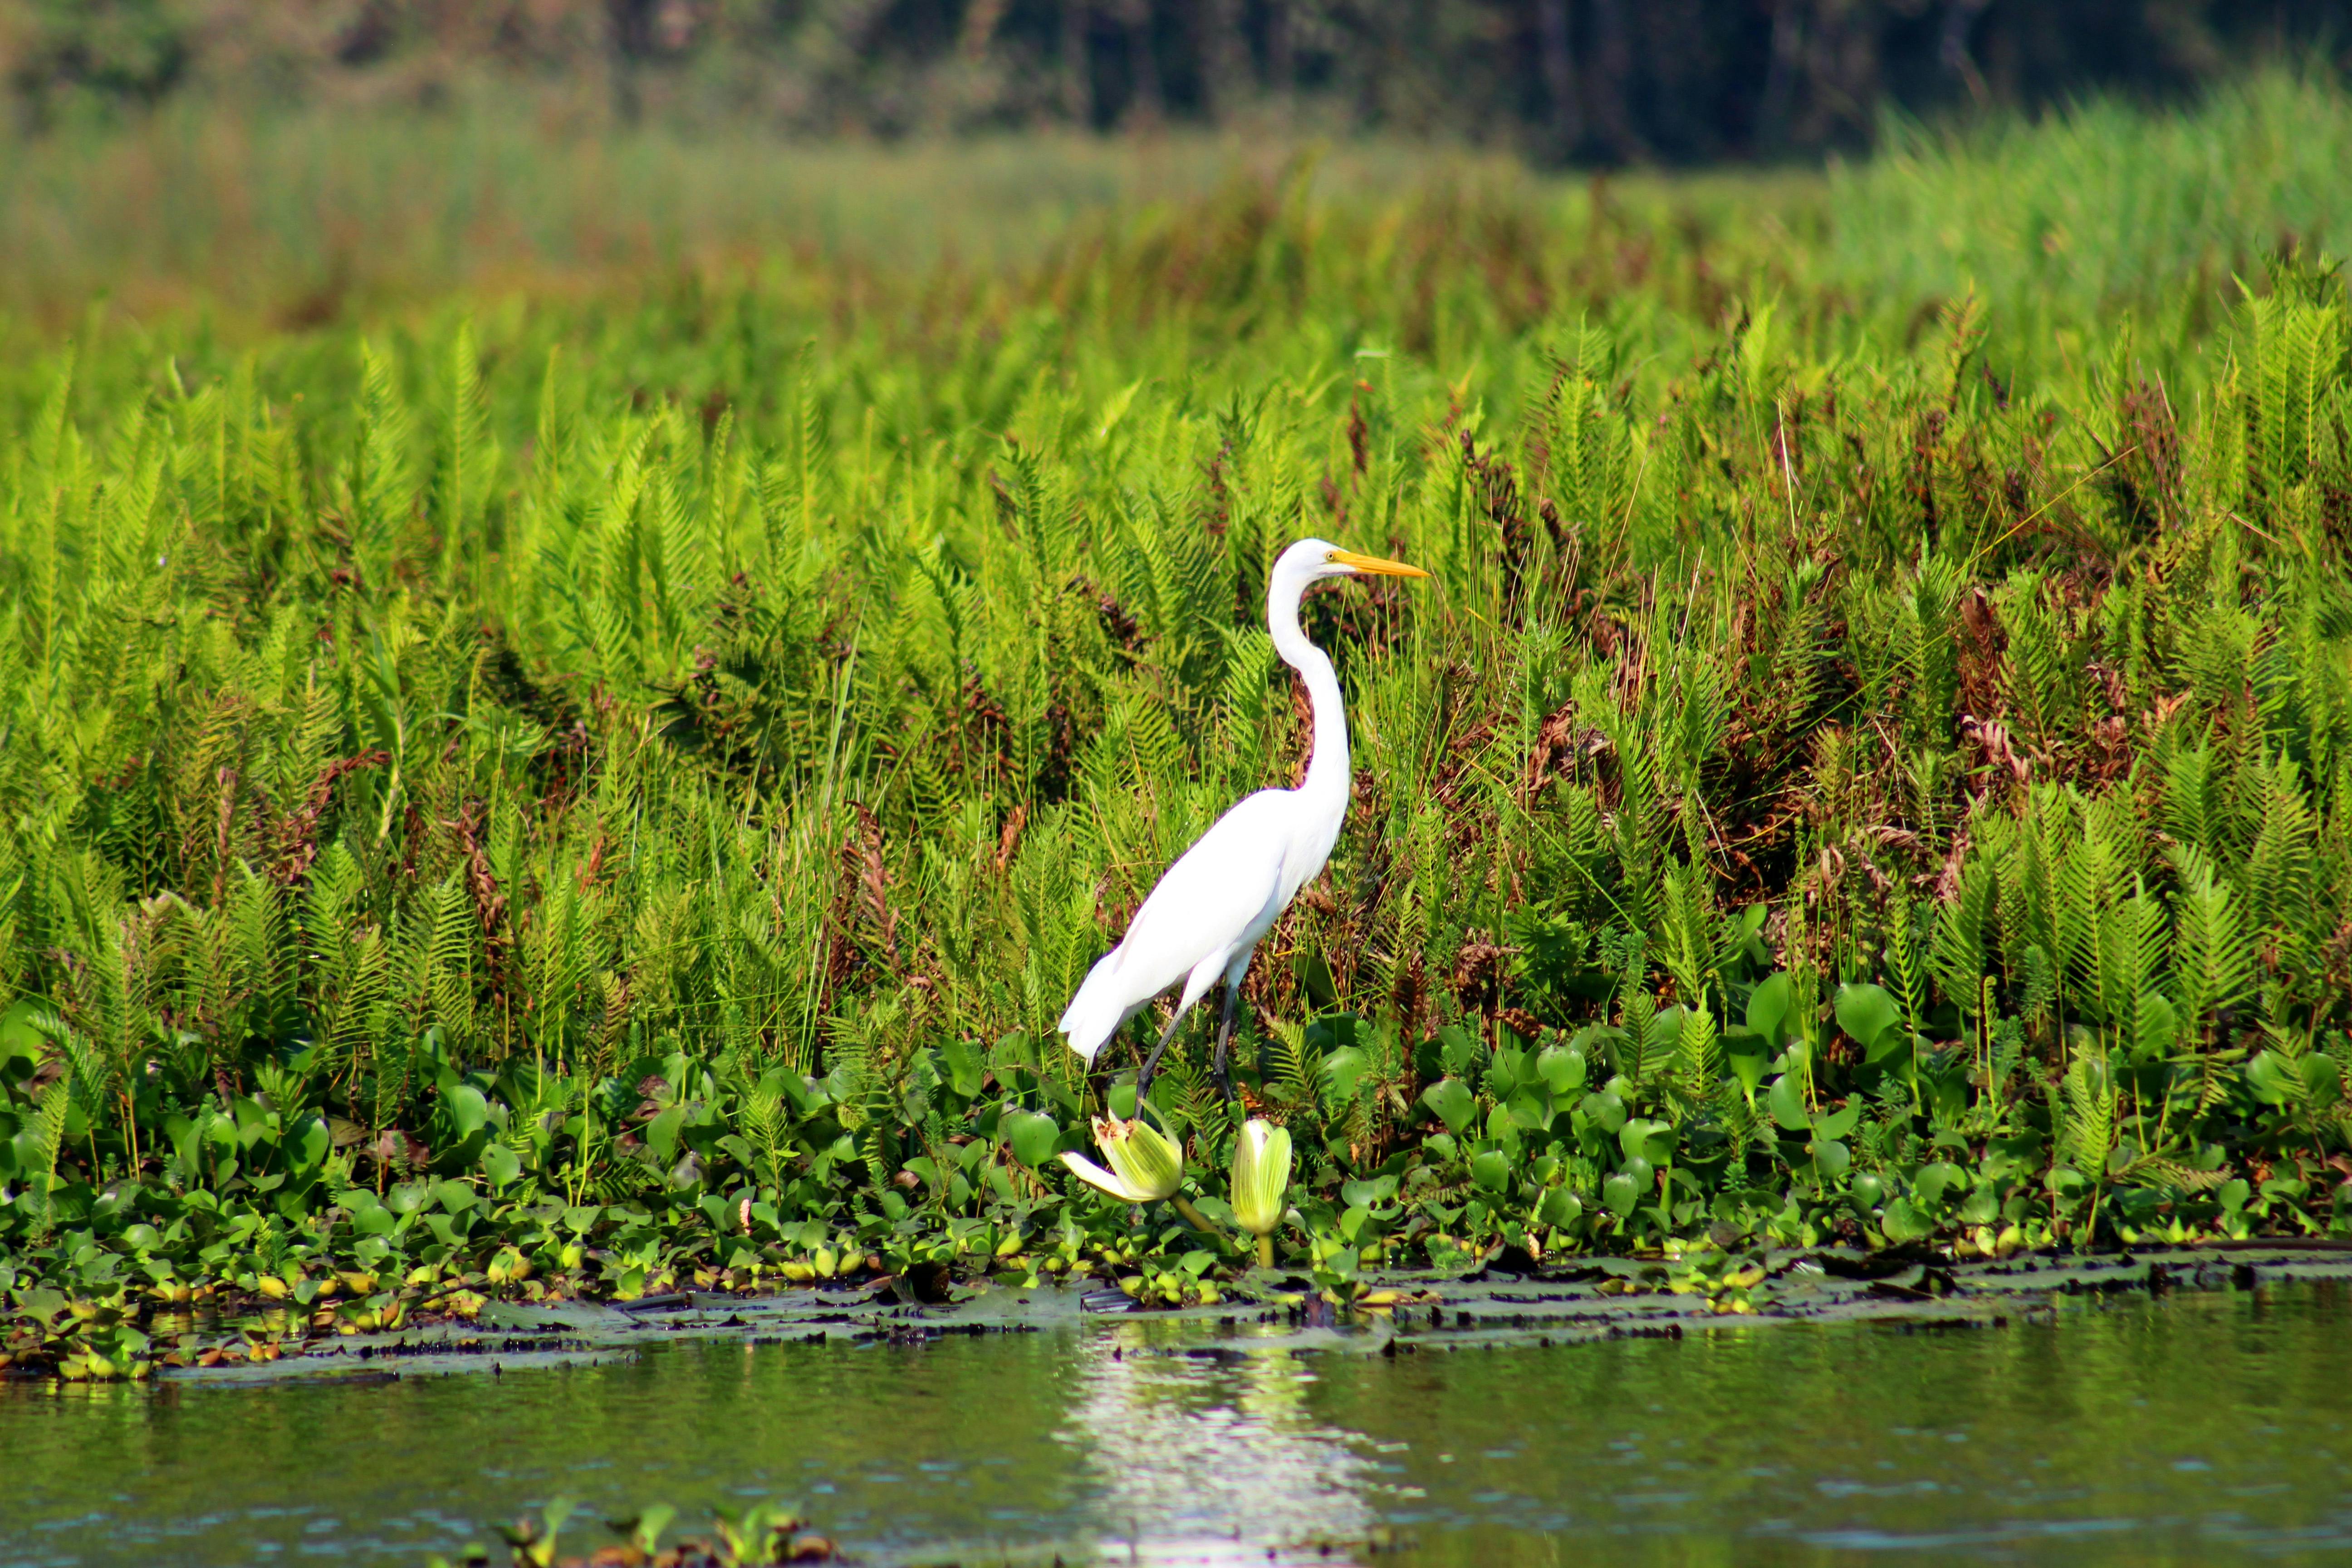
[
  {"x1": 1230, "y1": 1118, "x2": 1293, "y2": 1239},
  {"x1": 1061, "y1": 1115, "x2": 1185, "y2": 1204}
]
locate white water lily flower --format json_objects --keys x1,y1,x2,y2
[
  {"x1": 1061, "y1": 1114, "x2": 1184, "y2": 1204},
  {"x1": 1230, "y1": 1118, "x2": 1293, "y2": 1264}
]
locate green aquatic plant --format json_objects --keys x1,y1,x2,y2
[
  {"x1": 1062, "y1": 1116, "x2": 1186, "y2": 1205},
  {"x1": 1, "y1": 93, "x2": 2351, "y2": 1375},
  {"x1": 425, "y1": 1497, "x2": 833, "y2": 1568},
  {"x1": 1231, "y1": 1118, "x2": 1294, "y2": 1267}
]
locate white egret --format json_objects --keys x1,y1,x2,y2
[{"x1": 1058, "y1": 537, "x2": 1430, "y2": 1104}]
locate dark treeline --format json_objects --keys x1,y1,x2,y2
[{"x1": 2, "y1": 0, "x2": 2347, "y2": 159}]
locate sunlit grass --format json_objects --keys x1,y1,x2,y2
[{"x1": 0, "y1": 69, "x2": 2347, "y2": 1379}]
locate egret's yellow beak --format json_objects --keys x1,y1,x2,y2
[{"x1": 1329, "y1": 549, "x2": 1431, "y2": 579}]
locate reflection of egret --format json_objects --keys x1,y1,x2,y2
[
  {"x1": 1056, "y1": 1330, "x2": 1377, "y2": 1563},
  {"x1": 1059, "y1": 539, "x2": 1431, "y2": 1104}
]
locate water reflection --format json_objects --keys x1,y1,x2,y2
[
  {"x1": 4, "y1": 1287, "x2": 2352, "y2": 1567},
  {"x1": 1059, "y1": 1330, "x2": 1378, "y2": 1563}
]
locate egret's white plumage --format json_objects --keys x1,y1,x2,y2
[{"x1": 1058, "y1": 537, "x2": 1429, "y2": 1095}]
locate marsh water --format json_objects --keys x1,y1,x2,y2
[{"x1": 5, "y1": 1284, "x2": 2351, "y2": 1568}]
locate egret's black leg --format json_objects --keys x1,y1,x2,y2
[
  {"x1": 1132, "y1": 1007, "x2": 1187, "y2": 1113},
  {"x1": 1211, "y1": 983, "x2": 1242, "y2": 1102}
]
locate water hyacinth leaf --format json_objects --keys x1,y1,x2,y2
[
  {"x1": 1810, "y1": 1139, "x2": 1852, "y2": 1178},
  {"x1": 440, "y1": 1083, "x2": 490, "y2": 1140},
  {"x1": 1881, "y1": 1199, "x2": 1936, "y2": 1244},
  {"x1": 1185, "y1": 1194, "x2": 1239, "y2": 1233},
  {"x1": 646, "y1": 1104, "x2": 688, "y2": 1165},
  {"x1": 1850, "y1": 1172, "x2": 1886, "y2": 1211},
  {"x1": 1767, "y1": 1073, "x2": 1811, "y2": 1132},
  {"x1": 1295, "y1": 952, "x2": 1338, "y2": 1009},
  {"x1": 163, "y1": 1114, "x2": 199, "y2": 1172},
  {"x1": 1866, "y1": 1029, "x2": 1916, "y2": 1068},
  {"x1": 2132, "y1": 991, "x2": 2179, "y2": 1059},
  {"x1": 1618, "y1": 1154, "x2": 1654, "y2": 1194},
  {"x1": 0, "y1": 998, "x2": 47, "y2": 1073},
  {"x1": 1001, "y1": 1109, "x2": 1062, "y2": 1169},
  {"x1": 14, "y1": 1288, "x2": 68, "y2": 1330},
  {"x1": 2299, "y1": 1055, "x2": 2341, "y2": 1102},
  {"x1": 1721, "y1": 1029, "x2": 1770, "y2": 1095},
  {"x1": 2244, "y1": 1052, "x2": 2302, "y2": 1107},
  {"x1": 1484, "y1": 1049, "x2": 1524, "y2": 1101},
  {"x1": 1916, "y1": 1161, "x2": 1967, "y2": 1206},
  {"x1": 1470, "y1": 1149, "x2": 1513, "y2": 1192},
  {"x1": 1580, "y1": 1088, "x2": 1628, "y2": 1135},
  {"x1": 1733, "y1": 902, "x2": 1771, "y2": 963},
  {"x1": 1506, "y1": 1045, "x2": 1544, "y2": 1091},
  {"x1": 1833, "y1": 984, "x2": 1902, "y2": 1055},
  {"x1": 1423, "y1": 1077, "x2": 1477, "y2": 1135},
  {"x1": 1602, "y1": 1171, "x2": 1641, "y2": 1218},
  {"x1": 1536, "y1": 1046, "x2": 1587, "y2": 1097},
  {"x1": 624, "y1": 1505, "x2": 677, "y2": 1555},
  {"x1": 1539, "y1": 1187, "x2": 1583, "y2": 1227},
  {"x1": 938, "y1": 1039, "x2": 985, "y2": 1099},
  {"x1": 1618, "y1": 1118, "x2": 1658, "y2": 1164},
  {"x1": 1436, "y1": 1024, "x2": 1482, "y2": 1078},
  {"x1": 480, "y1": 1141, "x2": 522, "y2": 1189},
  {"x1": 290, "y1": 1115, "x2": 330, "y2": 1171},
  {"x1": 1321, "y1": 1047, "x2": 1369, "y2": 1110},
  {"x1": 1746, "y1": 971, "x2": 1793, "y2": 1049},
  {"x1": 1813, "y1": 1101, "x2": 1860, "y2": 1141},
  {"x1": 775, "y1": 1069, "x2": 823, "y2": 1117},
  {"x1": 1505, "y1": 1088, "x2": 1551, "y2": 1132}
]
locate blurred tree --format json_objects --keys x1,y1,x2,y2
[
  {"x1": 4, "y1": 0, "x2": 188, "y2": 118},
  {"x1": 1, "y1": 0, "x2": 2346, "y2": 157}
]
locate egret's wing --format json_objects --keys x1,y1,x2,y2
[
  {"x1": 1060, "y1": 791, "x2": 1294, "y2": 1043},
  {"x1": 1114, "y1": 791, "x2": 1295, "y2": 990}
]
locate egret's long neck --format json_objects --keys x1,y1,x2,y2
[{"x1": 1270, "y1": 582, "x2": 1349, "y2": 811}]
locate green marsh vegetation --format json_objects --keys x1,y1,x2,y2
[{"x1": 1, "y1": 70, "x2": 2350, "y2": 1384}]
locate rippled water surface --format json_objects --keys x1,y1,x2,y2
[{"x1": 5, "y1": 1283, "x2": 2351, "y2": 1567}]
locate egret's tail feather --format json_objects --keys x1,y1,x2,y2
[{"x1": 1058, "y1": 950, "x2": 1131, "y2": 1063}]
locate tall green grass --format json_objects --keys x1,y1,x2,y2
[
  {"x1": 11, "y1": 69, "x2": 2348, "y2": 360},
  {"x1": 2, "y1": 77, "x2": 2350, "y2": 1379},
  {"x1": 1828, "y1": 69, "x2": 2352, "y2": 347},
  {"x1": 0, "y1": 102, "x2": 1547, "y2": 331}
]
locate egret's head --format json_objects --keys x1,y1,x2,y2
[{"x1": 1283, "y1": 536, "x2": 1433, "y2": 585}]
